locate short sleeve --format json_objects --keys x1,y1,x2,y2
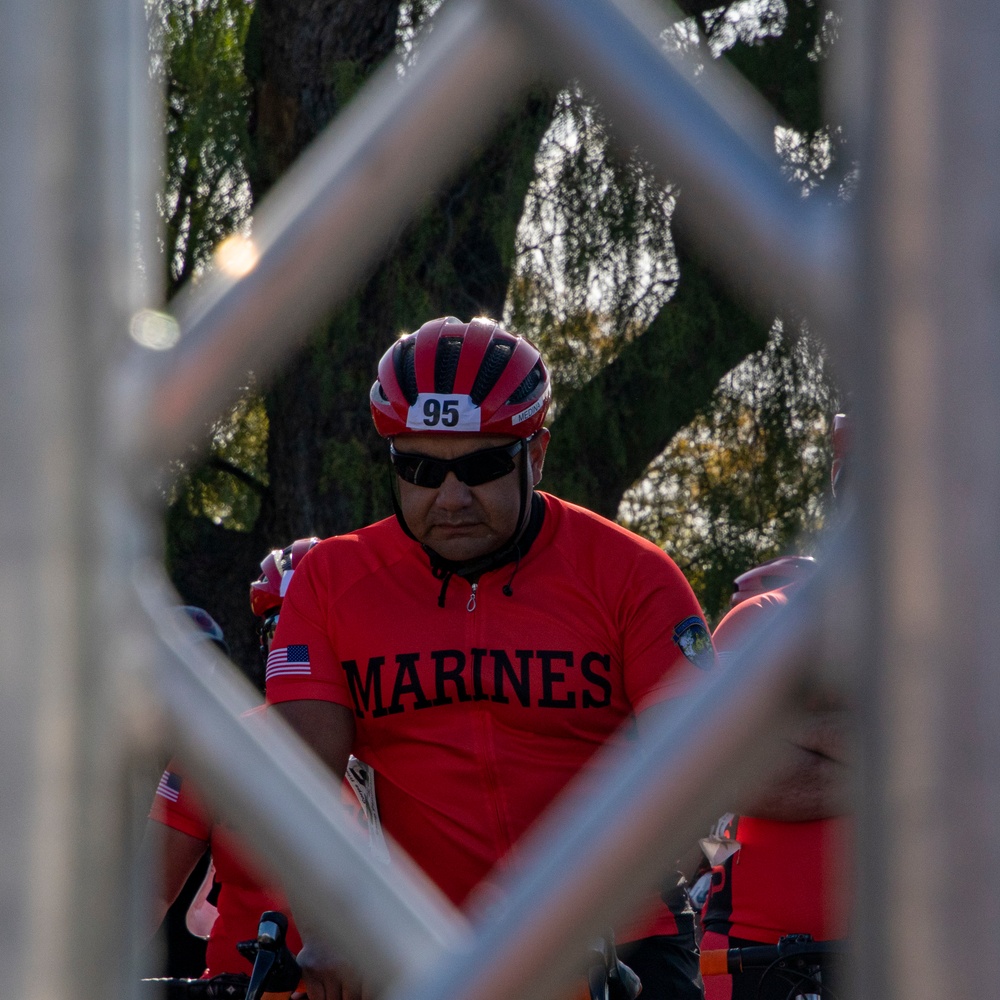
[
  {"x1": 619, "y1": 544, "x2": 715, "y2": 713},
  {"x1": 265, "y1": 541, "x2": 355, "y2": 708},
  {"x1": 712, "y1": 591, "x2": 789, "y2": 656},
  {"x1": 148, "y1": 761, "x2": 212, "y2": 842}
]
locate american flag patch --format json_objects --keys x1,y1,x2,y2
[
  {"x1": 156, "y1": 770, "x2": 182, "y2": 803},
  {"x1": 266, "y1": 644, "x2": 311, "y2": 681}
]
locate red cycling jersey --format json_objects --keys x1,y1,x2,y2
[
  {"x1": 700, "y1": 811, "x2": 849, "y2": 943},
  {"x1": 267, "y1": 492, "x2": 713, "y2": 938},
  {"x1": 701, "y1": 588, "x2": 851, "y2": 945},
  {"x1": 149, "y1": 761, "x2": 303, "y2": 978}
]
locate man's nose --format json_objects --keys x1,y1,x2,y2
[{"x1": 433, "y1": 471, "x2": 473, "y2": 507}]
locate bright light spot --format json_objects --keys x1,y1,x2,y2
[
  {"x1": 215, "y1": 233, "x2": 259, "y2": 278},
  {"x1": 129, "y1": 309, "x2": 180, "y2": 351}
]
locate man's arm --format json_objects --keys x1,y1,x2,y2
[
  {"x1": 739, "y1": 708, "x2": 852, "y2": 821},
  {"x1": 273, "y1": 699, "x2": 355, "y2": 779},
  {"x1": 711, "y1": 593, "x2": 853, "y2": 823},
  {"x1": 144, "y1": 823, "x2": 209, "y2": 939},
  {"x1": 635, "y1": 702, "x2": 707, "y2": 895},
  {"x1": 272, "y1": 699, "x2": 363, "y2": 1000}
]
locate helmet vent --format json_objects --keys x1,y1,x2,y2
[
  {"x1": 435, "y1": 336, "x2": 464, "y2": 393},
  {"x1": 507, "y1": 361, "x2": 543, "y2": 404},
  {"x1": 470, "y1": 339, "x2": 513, "y2": 404},
  {"x1": 393, "y1": 337, "x2": 419, "y2": 404}
]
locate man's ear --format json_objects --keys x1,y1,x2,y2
[{"x1": 528, "y1": 428, "x2": 550, "y2": 487}]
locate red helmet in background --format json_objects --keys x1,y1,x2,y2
[
  {"x1": 250, "y1": 537, "x2": 320, "y2": 619},
  {"x1": 370, "y1": 316, "x2": 551, "y2": 439},
  {"x1": 730, "y1": 555, "x2": 817, "y2": 607},
  {"x1": 831, "y1": 412, "x2": 850, "y2": 496}
]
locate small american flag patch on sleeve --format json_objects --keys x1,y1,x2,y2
[
  {"x1": 266, "y1": 644, "x2": 312, "y2": 682},
  {"x1": 156, "y1": 770, "x2": 182, "y2": 803}
]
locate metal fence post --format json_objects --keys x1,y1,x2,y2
[
  {"x1": 853, "y1": 1, "x2": 1000, "y2": 998},
  {"x1": 0, "y1": 0, "x2": 153, "y2": 995}
]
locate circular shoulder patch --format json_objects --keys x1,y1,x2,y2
[{"x1": 672, "y1": 616, "x2": 714, "y2": 670}]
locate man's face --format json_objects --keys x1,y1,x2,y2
[{"x1": 393, "y1": 431, "x2": 549, "y2": 563}]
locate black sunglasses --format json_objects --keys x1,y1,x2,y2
[{"x1": 390, "y1": 439, "x2": 524, "y2": 488}]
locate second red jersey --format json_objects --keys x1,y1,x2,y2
[{"x1": 150, "y1": 762, "x2": 303, "y2": 978}]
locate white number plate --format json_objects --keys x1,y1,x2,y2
[{"x1": 406, "y1": 393, "x2": 482, "y2": 431}]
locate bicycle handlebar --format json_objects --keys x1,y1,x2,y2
[
  {"x1": 138, "y1": 972, "x2": 251, "y2": 999},
  {"x1": 700, "y1": 934, "x2": 846, "y2": 976},
  {"x1": 583, "y1": 932, "x2": 642, "y2": 1000},
  {"x1": 141, "y1": 911, "x2": 301, "y2": 999}
]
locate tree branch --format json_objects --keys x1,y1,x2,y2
[
  {"x1": 207, "y1": 456, "x2": 267, "y2": 496},
  {"x1": 544, "y1": 245, "x2": 770, "y2": 518}
]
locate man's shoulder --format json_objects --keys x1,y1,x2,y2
[
  {"x1": 315, "y1": 515, "x2": 401, "y2": 546},
  {"x1": 712, "y1": 588, "x2": 791, "y2": 652},
  {"x1": 299, "y1": 517, "x2": 414, "y2": 591},
  {"x1": 539, "y1": 494, "x2": 692, "y2": 599},
  {"x1": 542, "y1": 492, "x2": 668, "y2": 555}
]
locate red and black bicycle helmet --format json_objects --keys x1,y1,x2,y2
[
  {"x1": 730, "y1": 555, "x2": 817, "y2": 607},
  {"x1": 370, "y1": 316, "x2": 551, "y2": 439},
  {"x1": 250, "y1": 537, "x2": 320, "y2": 619}
]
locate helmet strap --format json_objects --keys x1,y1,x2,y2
[
  {"x1": 389, "y1": 466, "x2": 420, "y2": 544},
  {"x1": 388, "y1": 446, "x2": 545, "y2": 583}
]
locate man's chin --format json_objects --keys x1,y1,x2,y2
[
  {"x1": 427, "y1": 530, "x2": 496, "y2": 564},
  {"x1": 432, "y1": 542, "x2": 495, "y2": 563}
]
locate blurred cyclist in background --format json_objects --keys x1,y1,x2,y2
[
  {"x1": 148, "y1": 540, "x2": 388, "y2": 982},
  {"x1": 146, "y1": 596, "x2": 305, "y2": 982},
  {"x1": 698, "y1": 415, "x2": 853, "y2": 1000}
]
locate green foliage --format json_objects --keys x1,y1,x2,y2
[
  {"x1": 619, "y1": 322, "x2": 839, "y2": 622},
  {"x1": 609, "y1": 0, "x2": 849, "y2": 621},
  {"x1": 540, "y1": 239, "x2": 771, "y2": 518},
  {"x1": 151, "y1": 0, "x2": 253, "y2": 293},
  {"x1": 511, "y1": 0, "x2": 845, "y2": 618},
  {"x1": 320, "y1": 439, "x2": 394, "y2": 528},
  {"x1": 169, "y1": 391, "x2": 269, "y2": 531},
  {"x1": 508, "y1": 88, "x2": 677, "y2": 399},
  {"x1": 154, "y1": 0, "x2": 265, "y2": 565},
  {"x1": 697, "y1": 0, "x2": 824, "y2": 134},
  {"x1": 326, "y1": 60, "x2": 367, "y2": 106}
]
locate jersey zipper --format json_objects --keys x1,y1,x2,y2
[{"x1": 466, "y1": 581, "x2": 478, "y2": 612}]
